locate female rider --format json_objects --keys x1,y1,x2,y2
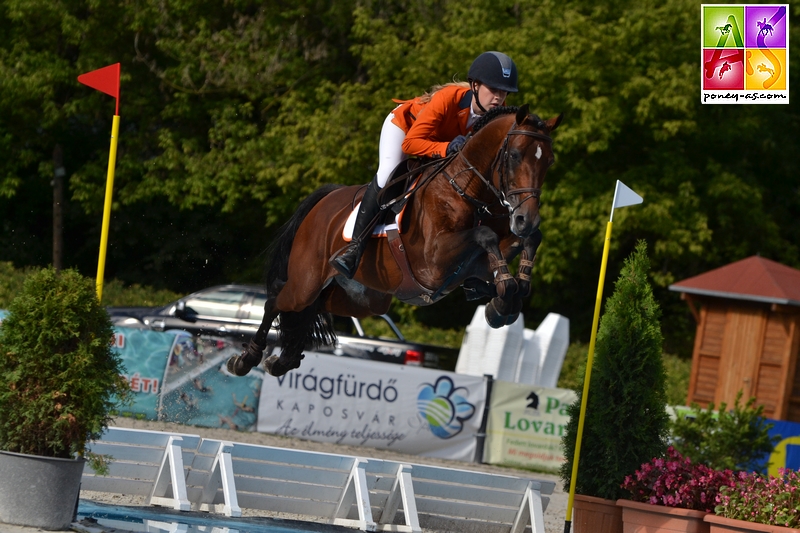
[{"x1": 330, "y1": 51, "x2": 519, "y2": 279}]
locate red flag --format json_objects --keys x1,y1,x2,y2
[{"x1": 78, "y1": 63, "x2": 120, "y2": 115}]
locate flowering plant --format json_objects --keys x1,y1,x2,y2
[
  {"x1": 621, "y1": 446, "x2": 736, "y2": 512},
  {"x1": 715, "y1": 469, "x2": 800, "y2": 527}
]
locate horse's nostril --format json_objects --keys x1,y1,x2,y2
[{"x1": 512, "y1": 215, "x2": 533, "y2": 238}]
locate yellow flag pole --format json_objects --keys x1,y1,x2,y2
[
  {"x1": 564, "y1": 220, "x2": 613, "y2": 533},
  {"x1": 562, "y1": 180, "x2": 642, "y2": 533},
  {"x1": 95, "y1": 114, "x2": 120, "y2": 302}
]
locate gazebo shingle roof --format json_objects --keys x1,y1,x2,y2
[{"x1": 669, "y1": 256, "x2": 800, "y2": 307}]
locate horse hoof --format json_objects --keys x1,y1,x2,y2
[
  {"x1": 263, "y1": 353, "x2": 305, "y2": 377},
  {"x1": 262, "y1": 355, "x2": 279, "y2": 375},
  {"x1": 227, "y1": 355, "x2": 251, "y2": 376},
  {"x1": 226, "y1": 355, "x2": 250, "y2": 377},
  {"x1": 484, "y1": 302, "x2": 507, "y2": 329},
  {"x1": 505, "y1": 312, "x2": 521, "y2": 325}
]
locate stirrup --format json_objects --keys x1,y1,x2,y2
[{"x1": 330, "y1": 243, "x2": 362, "y2": 279}]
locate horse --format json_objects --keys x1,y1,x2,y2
[
  {"x1": 757, "y1": 63, "x2": 775, "y2": 78},
  {"x1": 757, "y1": 19, "x2": 774, "y2": 37},
  {"x1": 227, "y1": 104, "x2": 562, "y2": 378}
]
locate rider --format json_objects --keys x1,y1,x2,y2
[{"x1": 330, "y1": 51, "x2": 519, "y2": 279}]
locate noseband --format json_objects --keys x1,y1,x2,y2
[
  {"x1": 448, "y1": 122, "x2": 553, "y2": 218},
  {"x1": 497, "y1": 128, "x2": 553, "y2": 215}
]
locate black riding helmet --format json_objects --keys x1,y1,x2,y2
[{"x1": 467, "y1": 51, "x2": 519, "y2": 93}]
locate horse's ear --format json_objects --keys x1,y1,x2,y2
[
  {"x1": 515, "y1": 104, "x2": 530, "y2": 125},
  {"x1": 545, "y1": 113, "x2": 564, "y2": 132}
]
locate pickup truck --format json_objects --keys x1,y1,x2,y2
[{"x1": 107, "y1": 284, "x2": 459, "y2": 370}]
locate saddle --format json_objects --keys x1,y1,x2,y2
[
  {"x1": 340, "y1": 159, "x2": 444, "y2": 305},
  {"x1": 341, "y1": 159, "x2": 424, "y2": 241}
]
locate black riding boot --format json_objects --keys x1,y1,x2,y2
[{"x1": 330, "y1": 178, "x2": 382, "y2": 279}]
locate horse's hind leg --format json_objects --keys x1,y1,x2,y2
[
  {"x1": 261, "y1": 304, "x2": 329, "y2": 377},
  {"x1": 226, "y1": 284, "x2": 282, "y2": 376}
]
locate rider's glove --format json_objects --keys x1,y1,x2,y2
[{"x1": 446, "y1": 135, "x2": 467, "y2": 156}]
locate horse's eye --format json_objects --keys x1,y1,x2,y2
[{"x1": 508, "y1": 149, "x2": 521, "y2": 163}]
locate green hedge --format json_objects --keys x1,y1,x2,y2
[{"x1": 0, "y1": 262, "x2": 180, "y2": 309}]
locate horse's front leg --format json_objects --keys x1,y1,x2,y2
[
  {"x1": 468, "y1": 226, "x2": 518, "y2": 306},
  {"x1": 430, "y1": 226, "x2": 517, "y2": 328},
  {"x1": 489, "y1": 228, "x2": 542, "y2": 326},
  {"x1": 514, "y1": 228, "x2": 542, "y2": 300}
]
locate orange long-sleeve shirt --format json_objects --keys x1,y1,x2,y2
[{"x1": 390, "y1": 85, "x2": 475, "y2": 159}]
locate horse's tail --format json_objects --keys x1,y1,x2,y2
[
  {"x1": 264, "y1": 183, "x2": 343, "y2": 356},
  {"x1": 265, "y1": 183, "x2": 343, "y2": 290}
]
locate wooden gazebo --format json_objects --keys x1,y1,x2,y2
[{"x1": 669, "y1": 256, "x2": 800, "y2": 421}]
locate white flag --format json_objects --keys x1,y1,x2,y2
[{"x1": 612, "y1": 180, "x2": 643, "y2": 210}]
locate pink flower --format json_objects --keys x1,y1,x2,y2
[{"x1": 621, "y1": 447, "x2": 735, "y2": 513}]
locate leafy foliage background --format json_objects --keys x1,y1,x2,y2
[{"x1": 0, "y1": 0, "x2": 797, "y2": 355}]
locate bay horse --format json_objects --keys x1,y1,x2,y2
[{"x1": 228, "y1": 105, "x2": 562, "y2": 377}]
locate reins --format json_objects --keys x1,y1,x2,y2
[
  {"x1": 357, "y1": 116, "x2": 553, "y2": 224},
  {"x1": 445, "y1": 121, "x2": 553, "y2": 219}
]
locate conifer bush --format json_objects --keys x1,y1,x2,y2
[
  {"x1": 560, "y1": 241, "x2": 670, "y2": 500},
  {"x1": 0, "y1": 267, "x2": 129, "y2": 463}
]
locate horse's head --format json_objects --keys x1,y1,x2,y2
[{"x1": 491, "y1": 105, "x2": 562, "y2": 238}]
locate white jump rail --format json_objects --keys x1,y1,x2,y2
[
  {"x1": 81, "y1": 429, "x2": 553, "y2": 533},
  {"x1": 186, "y1": 438, "x2": 376, "y2": 530},
  {"x1": 81, "y1": 426, "x2": 201, "y2": 511},
  {"x1": 190, "y1": 437, "x2": 552, "y2": 533},
  {"x1": 362, "y1": 458, "x2": 554, "y2": 533}
]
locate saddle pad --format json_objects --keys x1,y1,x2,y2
[
  {"x1": 342, "y1": 203, "x2": 400, "y2": 241},
  {"x1": 341, "y1": 176, "x2": 420, "y2": 242}
]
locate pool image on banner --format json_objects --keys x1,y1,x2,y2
[
  {"x1": 158, "y1": 334, "x2": 262, "y2": 430},
  {"x1": 113, "y1": 327, "x2": 262, "y2": 429},
  {"x1": 113, "y1": 327, "x2": 176, "y2": 420}
]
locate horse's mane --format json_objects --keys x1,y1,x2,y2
[{"x1": 472, "y1": 105, "x2": 546, "y2": 133}]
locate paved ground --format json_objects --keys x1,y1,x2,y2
[{"x1": 0, "y1": 416, "x2": 569, "y2": 533}]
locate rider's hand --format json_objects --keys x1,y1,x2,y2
[{"x1": 446, "y1": 135, "x2": 467, "y2": 156}]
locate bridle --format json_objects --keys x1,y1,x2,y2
[{"x1": 446, "y1": 120, "x2": 553, "y2": 218}]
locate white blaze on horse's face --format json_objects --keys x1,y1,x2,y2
[
  {"x1": 504, "y1": 111, "x2": 562, "y2": 239},
  {"x1": 508, "y1": 144, "x2": 544, "y2": 238}
]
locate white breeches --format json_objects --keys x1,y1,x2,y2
[{"x1": 376, "y1": 112, "x2": 408, "y2": 188}]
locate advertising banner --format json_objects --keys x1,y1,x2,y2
[
  {"x1": 257, "y1": 352, "x2": 487, "y2": 462},
  {"x1": 113, "y1": 327, "x2": 262, "y2": 429},
  {"x1": 113, "y1": 326, "x2": 175, "y2": 420},
  {"x1": 483, "y1": 381, "x2": 576, "y2": 472},
  {"x1": 766, "y1": 419, "x2": 800, "y2": 476}
]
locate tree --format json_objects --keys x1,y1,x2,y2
[
  {"x1": 0, "y1": 0, "x2": 797, "y2": 354},
  {"x1": 561, "y1": 241, "x2": 670, "y2": 500}
]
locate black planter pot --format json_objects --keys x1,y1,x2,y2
[{"x1": 0, "y1": 450, "x2": 85, "y2": 530}]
